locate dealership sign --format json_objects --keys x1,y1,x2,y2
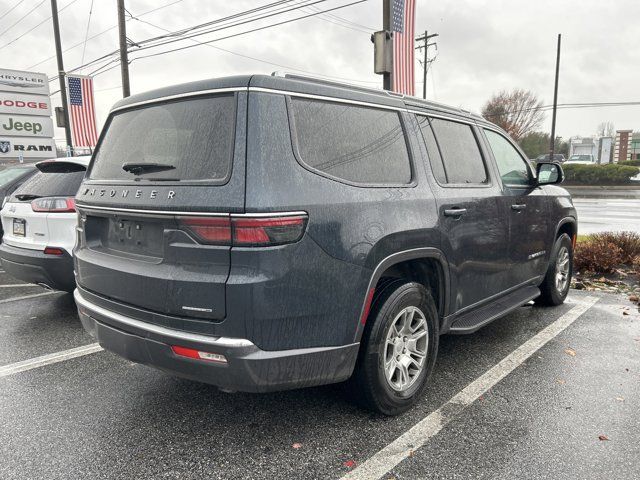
[
  {"x1": 0, "y1": 137, "x2": 56, "y2": 158},
  {"x1": 0, "y1": 114, "x2": 54, "y2": 137},
  {"x1": 0, "y1": 68, "x2": 50, "y2": 95},
  {"x1": 0, "y1": 91, "x2": 51, "y2": 116}
]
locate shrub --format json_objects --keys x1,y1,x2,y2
[
  {"x1": 619, "y1": 159, "x2": 640, "y2": 167},
  {"x1": 574, "y1": 238, "x2": 623, "y2": 273},
  {"x1": 589, "y1": 232, "x2": 640, "y2": 264},
  {"x1": 562, "y1": 164, "x2": 639, "y2": 185}
]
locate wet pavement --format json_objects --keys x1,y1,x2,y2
[
  {"x1": 0, "y1": 269, "x2": 638, "y2": 480},
  {"x1": 573, "y1": 198, "x2": 640, "y2": 234}
]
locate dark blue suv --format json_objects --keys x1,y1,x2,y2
[{"x1": 73, "y1": 74, "x2": 576, "y2": 415}]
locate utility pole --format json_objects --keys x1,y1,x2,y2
[
  {"x1": 549, "y1": 33, "x2": 561, "y2": 158},
  {"x1": 415, "y1": 31, "x2": 438, "y2": 99},
  {"x1": 50, "y1": 0, "x2": 72, "y2": 149},
  {"x1": 117, "y1": 0, "x2": 131, "y2": 97}
]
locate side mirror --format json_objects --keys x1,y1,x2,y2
[{"x1": 536, "y1": 162, "x2": 564, "y2": 185}]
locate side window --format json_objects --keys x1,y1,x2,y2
[
  {"x1": 429, "y1": 118, "x2": 488, "y2": 184},
  {"x1": 289, "y1": 98, "x2": 412, "y2": 185},
  {"x1": 484, "y1": 129, "x2": 532, "y2": 187},
  {"x1": 416, "y1": 115, "x2": 447, "y2": 183}
]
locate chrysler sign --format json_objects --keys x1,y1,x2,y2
[{"x1": 0, "y1": 68, "x2": 50, "y2": 95}]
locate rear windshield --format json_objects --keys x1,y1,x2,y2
[
  {"x1": 89, "y1": 94, "x2": 236, "y2": 182},
  {"x1": 0, "y1": 167, "x2": 31, "y2": 187},
  {"x1": 12, "y1": 170, "x2": 85, "y2": 199}
]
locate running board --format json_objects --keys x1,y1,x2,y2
[{"x1": 448, "y1": 286, "x2": 541, "y2": 334}]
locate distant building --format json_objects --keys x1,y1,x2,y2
[
  {"x1": 614, "y1": 130, "x2": 633, "y2": 162},
  {"x1": 569, "y1": 136, "x2": 613, "y2": 163},
  {"x1": 630, "y1": 132, "x2": 640, "y2": 161}
]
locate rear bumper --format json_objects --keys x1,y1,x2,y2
[
  {"x1": 0, "y1": 243, "x2": 75, "y2": 291},
  {"x1": 74, "y1": 289, "x2": 359, "y2": 393}
]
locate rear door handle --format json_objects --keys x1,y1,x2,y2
[
  {"x1": 511, "y1": 204, "x2": 527, "y2": 211},
  {"x1": 443, "y1": 208, "x2": 467, "y2": 217}
]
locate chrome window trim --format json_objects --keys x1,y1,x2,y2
[
  {"x1": 75, "y1": 203, "x2": 307, "y2": 218},
  {"x1": 109, "y1": 87, "x2": 247, "y2": 113}
]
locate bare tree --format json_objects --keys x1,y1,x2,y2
[
  {"x1": 481, "y1": 89, "x2": 545, "y2": 141},
  {"x1": 597, "y1": 121, "x2": 615, "y2": 138}
]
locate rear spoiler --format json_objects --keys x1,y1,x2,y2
[{"x1": 36, "y1": 160, "x2": 87, "y2": 173}]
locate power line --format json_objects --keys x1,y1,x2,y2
[
  {"x1": 133, "y1": 16, "x2": 379, "y2": 85},
  {"x1": 79, "y1": 0, "x2": 95, "y2": 70},
  {"x1": 483, "y1": 101, "x2": 640, "y2": 119},
  {"x1": 0, "y1": 0, "x2": 26, "y2": 21},
  {"x1": 131, "y1": 0, "x2": 330, "y2": 51},
  {"x1": 0, "y1": 0, "x2": 46, "y2": 38},
  {"x1": 129, "y1": 0, "x2": 369, "y2": 61},
  {"x1": 27, "y1": 0, "x2": 185, "y2": 70},
  {"x1": 0, "y1": 0, "x2": 81, "y2": 51}
]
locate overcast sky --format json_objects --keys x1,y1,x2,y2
[{"x1": 2, "y1": 0, "x2": 638, "y2": 144}]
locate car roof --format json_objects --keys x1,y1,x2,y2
[{"x1": 109, "y1": 73, "x2": 486, "y2": 125}]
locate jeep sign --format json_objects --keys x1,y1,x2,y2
[{"x1": 0, "y1": 114, "x2": 54, "y2": 137}]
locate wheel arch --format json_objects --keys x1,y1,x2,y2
[
  {"x1": 555, "y1": 216, "x2": 577, "y2": 245},
  {"x1": 354, "y1": 247, "x2": 450, "y2": 343}
]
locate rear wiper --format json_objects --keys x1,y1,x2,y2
[
  {"x1": 122, "y1": 162, "x2": 176, "y2": 175},
  {"x1": 15, "y1": 194, "x2": 41, "y2": 201}
]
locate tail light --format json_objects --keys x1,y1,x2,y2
[
  {"x1": 171, "y1": 345, "x2": 227, "y2": 364},
  {"x1": 43, "y1": 247, "x2": 65, "y2": 255},
  {"x1": 178, "y1": 213, "x2": 307, "y2": 247},
  {"x1": 31, "y1": 197, "x2": 76, "y2": 213}
]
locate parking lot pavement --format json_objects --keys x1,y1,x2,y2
[{"x1": 0, "y1": 273, "x2": 638, "y2": 480}]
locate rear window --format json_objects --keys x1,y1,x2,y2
[
  {"x1": 289, "y1": 98, "x2": 412, "y2": 185},
  {"x1": 12, "y1": 170, "x2": 85, "y2": 198},
  {"x1": 89, "y1": 94, "x2": 236, "y2": 182},
  {"x1": 0, "y1": 167, "x2": 31, "y2": 187}
]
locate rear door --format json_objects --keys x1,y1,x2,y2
[
  {"x1": 416, "y1": 115, "x2": 511, "y2": 313},
  {"x1": 1, "y1": 169, "x2": 84, "y2": 251},
  {"x1": 481, "y1": 128, "x2": 550, "y2": 286},
  {"x1": 75, "y1": 91, "x2": 246, "y2": 321}
]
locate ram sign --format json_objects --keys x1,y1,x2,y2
[
  {"x1": 0, "y1": 137, "x2": 56, "y2": 158},
  {"x1": 0, "y1": 68, "x2": 53, "y2": 164}
]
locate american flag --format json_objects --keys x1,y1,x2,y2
[
  {"x1": 390, "y1": 0, "x2": 416, "y2": 95},
  {"x1": 66, "y1": 75, "x2": 98, "y2": 147}
]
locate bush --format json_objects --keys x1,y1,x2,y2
[
  {"x1": 589, "y1": 232, "x2": 640, "y2": 264},
  {"x1": 620, "y1": 159, "x2": 640, "y2": 167},
  {"x1": 574, "y1": 231, "x2": 640, "y2": 273},
  {"x1": 574, "y1": 239, "x2": 623, "y2": 273},
  {"x1": 563, "y1": 164, "x2": 640, "y2": 185}
]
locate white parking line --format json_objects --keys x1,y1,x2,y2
[
  {"x1": 0, "y1": 283, "x2": 36, "y2": 288},
  {"x1": 341, "y1": 296, "x2": 599, "y2": 480},
  {"x1": 0, "y1": 291, "x2": 59, "y2": 304},
  {"x1": 0, "y1": 343, "x2": 103, "y2": 378}
]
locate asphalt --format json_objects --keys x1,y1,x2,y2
[
  {"x1": 572, "y1": 198, "x2": 640, "y2": 234},
  {"x1": 0, "y1": 270, "x2": 638, "y2": 480}
]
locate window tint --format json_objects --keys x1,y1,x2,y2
[
  {"x1": 416, "y1": 115, "x2": 446, "y2": 183},
  {"x1": 12, "y1": 170, "x2": 85, "y2": 198},
  {"x1": 0, "y1": 167, "x2": 31, "y2": 187},
  {"x1": 430, "y1": 118, "x2": 487, "y2": 184},
  {"x1": 289, "y1": 98, "x2": 411, "y2": 184},
  {"x1": 484, "y1": 129, "x2": 531, "y2": 186},
  {"x1": 90, "y1": 94, "x2": 236, "y2": 182}
]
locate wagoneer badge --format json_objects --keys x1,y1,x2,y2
[{"x1": 81, "y1": 188, "x2": 176, "y2": 200}]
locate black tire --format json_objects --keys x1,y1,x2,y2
[
  {"x1": 537, "y1": 233, "x2": 573, "y2": 306},
  {"x1": 349, "y1": 280, "x2": 439, "y2": 416}
]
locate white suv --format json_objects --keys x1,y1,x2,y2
[{"x1": 0, "y1": 156, "x2": 90, "y2": 291}]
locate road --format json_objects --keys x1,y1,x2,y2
[
  {"x1": 1, "y1": 270, "x2": 639, "y2": 479},
  {"x1": 573, "y1": 198, "x2": 640, "y2": 234}
]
